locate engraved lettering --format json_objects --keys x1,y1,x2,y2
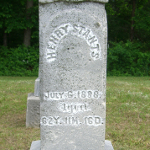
[
  {"x1": 88, "y1": 91, "x2": 92, "y2": 98},
  {"x1": 78, "y1": 91, "x2": 80, "y2": 98},
  {"x1": 68, "y1": 91, "x2": 73, "y2": 98},
  {"x1": 88, "y1": 36, "x2": 97, "y2": 44},
  {"x1": 91, "y1": 44, "x2": 100, "y2": 51},
  {"x1": 81, "y1": 91, "x2": 86, "y2": 98},
  {"x1": 53, "y1": 116, "x2": 60, "y2": 124},
  {"x1": 60, "y1": 103, "x2": 90, "y2": 113},
  {"x1": 59, "y1": 92, "x2": 64, "y2": 98},
  {"x1": 66, "y1": 117, "x2": 71, "y2": 124},
  {"x1": 91, "y1": 51, "x2": 99, "y2": 59},
  {"x1": 47, "y1": 52, "x2": 57, "y2": 59},
  {"x1": 79, "y1": 26, "x2": 85, "y2": 34},
  {"x1": 63, "y1": 103, "x2": 66, "y2": 111},
  {"x1": 88, "y1": 117, "x2": 93, "y2": 124},
  {"x1": 72, "y1": 24, "x2": 78, "y2": 32},
  {"x1": 42, "y1": 117, "x2": 47, "y2": 124},
  {"x1": 44, "y1": 90, "x2": 103, "y2": 100},
  {"x1": 72, "y1": 117, "x2": 78, "y2": 124},
  {"x1": 47, "y1": 42, "x2": 56, "y2": 49},
  {"x1": 41, "y1": 116, "x2": 104, "y2": 126},
  {"x1": 65, "y1": 117, "x2": 68, "y2": 124},
  {"x1": 46, "y1": 23, "x2": 102, "y2": 62},
  {"x1": 50, "y1": 92, "x2": 55, "y2": 98},
  {"x1": 56, "y1": 93, "x2": 59, "y2": 98},
  {"x1": 55, "y1": 30, "x2": 64, "y2": 38},
  {"x1": 68, "y1": 117, "x2": 71, "y2": 124},
  {"x1": 94, "y1": 91, "x2": 99, "y2": 98},
  {"x1": 84, "y1": 116, "x2": 104, "y2": 126},
  {"x1": 83, "y1": 29, "x2": 90, "y2": 39},
  {"x1": 60, "y1": 25, "x2": 69, "y2": 33},
  {"x1": 49, "y1": 117, "x2": 53, "y2": 124},
  {"x1": 65, "y1": 117, "x2": 79, "y2": 125},
  {"x1": 95, "y1": 117, "x2": 101, "y2": 124},
  {"x1": 49, "y1": 35, "x2": 59, "y2": 44}
]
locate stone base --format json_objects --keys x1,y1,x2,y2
[
  {"x1": 30, "y1": 140, "x2": 114, "y2": 150},
  {"x1": 105, "y1": 140, "x2": 114, "y2": 150},
  {"x1": 26, "y1": 93, "x2": 40, "y2": 128},
  {"x1": 30, "y1": 140, "x2": 41, "y2": 150}
]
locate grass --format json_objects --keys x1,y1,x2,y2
[
  {"x1": 0, "y1": 76, "x2": 150, "y2": 150},
  {"x1": 0, "y1": 77, "x2": 39, "y2": 150},
  {"x1": 106, "y1": 77, "x2": 150, "y2": 150}
]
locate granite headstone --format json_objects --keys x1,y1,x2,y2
[{"x1": 30, "y1": 0, "x2": 114, "y2": 149}]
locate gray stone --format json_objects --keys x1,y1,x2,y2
[
  {"x1": 39, "y1": 1, "x2": 108, "y2": 150},
  {"x1": 39, "y1": 0, "x2": 108, "y2": 4},
  {"x1": 105, "y1": 140, "x2": 114, "y2": 150},
  {"x1": 29, "y1": 0, "x2": 114, "y2": 149},
  {"x1": 30, "y1": 140, "x2": 41, "y2": 150},
  {"x1": 30, "y1": 140, "x2": 114, "y2": 150},
  {"x1": 26, "y1": 93, "x2": 40, "y2": 128},
  {"x1": 26, "y1": 77, "x2": 40, "y2": 128},
  {"x1": 34, "y1": 78, "x2": 40, "y2": 97}
]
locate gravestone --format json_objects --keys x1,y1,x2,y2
[
  {"x1": 26, "y1": 78, "x2": 40, "y2": 128},
  {"x1": 30, "y1": 0, "x2": 114, "y2": 149}
]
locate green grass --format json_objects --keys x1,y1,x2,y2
[
  {"x1": 0, "y1": 76, "x2": 150, "y2": 150},
  {"x1": 0, "y1": 77, "x2": 39, "y2": 150},
  {"x1": 106, "y1": 77, "x2": 150, "y2": 150}
]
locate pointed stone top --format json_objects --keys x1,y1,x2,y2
[{"x1": 39, "y1": 0, "x2": 108, "y2": 4}]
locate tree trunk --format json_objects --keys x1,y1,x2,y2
[
  {"x1": 24, "y1": 28, "x2": 32, "y2": 47},
  {"x1": 130, "y1": 0, "x2": 136, "y2": 41},
  {"x1": 3, "y1": 31, "x2": 7, "y2": 47},
  {"x1": 23, "y1": 0, "x2": 33, "y2": 47}
]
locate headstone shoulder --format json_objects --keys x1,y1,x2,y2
[{"x1": 39, "y1": 0, "x2": 108, "y2": 4}]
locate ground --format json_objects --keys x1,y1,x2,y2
[{"x1": 0, "y1": 76, "x2": 149, "y2": 150}]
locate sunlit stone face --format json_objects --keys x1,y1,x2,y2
[{"x1": 39, "y1": 2, "x2": 107, "y2": 150}]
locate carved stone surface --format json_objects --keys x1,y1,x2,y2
[
  {"x1": 30, "y1": 140, "x2": 114, "y2": 150},
  {"x1": 26, "y1": 93, "x2": 40, "y2": 128},
  {"x1": 39, "y1": 2, "x2": 108, "y2": 150},
  {"x1": 39, "y1": 0, "x2": 108, "y2": 4}
]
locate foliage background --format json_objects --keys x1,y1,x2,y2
[{"x1": 0, "y1": 0, "x2": 150, "y2": 76}]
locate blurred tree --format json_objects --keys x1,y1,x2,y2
[
  {"x1": 23, "y1": 0, "x2": 33, "y2": 47},
  {"x1": 0, "y1": 0, "x2": 38, "y2": 48},
  {"x1": 106, "y1": 0, "x2": 150, "y2": 51}
]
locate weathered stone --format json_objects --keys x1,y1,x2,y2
[
  {"x1": 26, "y1": 93, "x2": 40, "y2": 128},
  {"x1": 34, "y1": 78, "x2": 40, "y2": 97},
  {"x1": 105, "y1": 140, "x2": 114, "y2": 150},
  {"x1": 39, "y1": 1, "x2": 108, "y2": 150},
  {"x1": 30, "y1": 140, "x2": 114, "y2": 150},
  {"x1": 29, "y1": 0, "x2": 114, "y2": 149},
  {"x1": 26, "y1": 77, "x2": 40, "y2": 128},
  {"x1": 30, "y1": 140, "x2": 41, "y2": 150},
  {"x1": 39, "y1": 0, "x2": 108, "y2": 3}
]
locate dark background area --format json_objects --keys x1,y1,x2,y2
[{"x1": 0, "y1": 0, "x2": 150, "y2": 76}]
